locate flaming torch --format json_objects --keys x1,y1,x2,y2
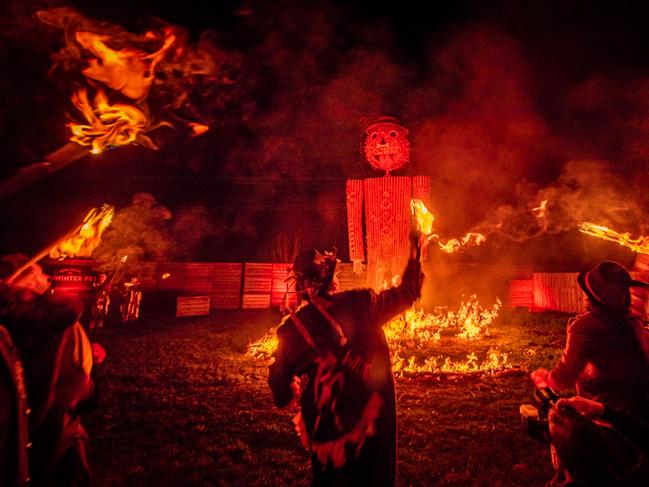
[
  {"x1": 0, "y1": 8, "x2": 238, "y2": 201},
  {"x1": 410, "y1": 199, "x2": 486, "y2": 253},
  {"x1": 578, "y1": 222, "x2": 649, "y2": 255},
  {"x1": 6, "y1": 204, "x2": 114, "y2": 284}
]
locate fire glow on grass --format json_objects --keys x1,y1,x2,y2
[{"x1": 248, "y1": 295, "x2": 509, "y2": 376}]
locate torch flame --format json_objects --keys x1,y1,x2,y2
[
  {"x1": 578, "y1": 222, "x2": 649, "y2": 254},
  {"x1": 410, "y1": 199, "x2": 435, "y2": 235},
  {"x1": 50, "y1": 204, "x2": 115, "y2": 259},
  {"x1": 68, "y1": 88, "x2": 150, "y2": 154},
  {"x1": 248, "y1": 296, "x2": 509, "y2": 376},
  {"x1": 76, "y1": 30, "x2": 175, "y2": 100},
  {"x1": 410, "y1": 199, "x2": 485, "y2": 253}
]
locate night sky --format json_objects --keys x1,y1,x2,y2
[{"x1": 2, "y1": 0, "x2": 649, "y2": 268}]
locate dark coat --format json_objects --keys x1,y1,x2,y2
[
  {"x1": 550, "y1": 309, "x2": 649, "y2": 417},
  {"x1": 269, "y1": 259, "x2": 422, "y2": 487}
]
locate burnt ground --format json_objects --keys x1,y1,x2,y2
[{"x1": 84, "y1": 308, "x2": 569, "y2": 486}]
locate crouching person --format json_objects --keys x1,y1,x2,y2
[
  {"x1": 531, "y1": 261, "x2": 649, "y2": 485},
  {"x1": 549, "y1": 396, "x2": 649, "y2": 486},
  {"x1": 268, "y1": 228, "x2": 425, "y2": 487}
]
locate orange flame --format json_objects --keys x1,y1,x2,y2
[
  {"x1": 189, "y1": 123, "x2": 210, "y2": 137},
  {"x1": 76, "y1": 30, "x2": 175, "y2": 100},
  {"x1": 578, "y1": 222, "x2": 649, "y2": 254},
  {"x1": 410, "y1": 199, "x2": 486, "y2": 253},
  {"x1": 531, "y1": 199, "x2": 548, "y2": 219},
  {"x1": 248, "y1": 296, "x2": 509, "y2": 376},
  {"x1": 50, "y1": 204, "x2": 114, "y2": 259},
  {"x1": 386, "y1": 296, "x2": 507, "y2": 375},
  {"x1": 410, "y1": 199, "x2": 435, "y2": 235},
  {"x1": 68, "y1": 88, "x2": 150, "y2": 154},
  {"x1": 436, "y1": 233, "x2": 487, "y2": 254}
]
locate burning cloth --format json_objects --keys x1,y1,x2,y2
[{"x1": 268, "y1": 250, "x2": 423, "y2": 486}]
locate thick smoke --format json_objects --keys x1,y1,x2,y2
[
  {"x1": 224, "y1": 5, "x2": 649, "y2": 262},
  {"x1": 3, "y1": 1, "x2": 649, "y2": 265}
]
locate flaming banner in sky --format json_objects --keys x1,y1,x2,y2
[{"x1": 578, "y1": 222, "x2": 649, "y2": 255}]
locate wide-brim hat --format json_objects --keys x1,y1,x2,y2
[{"x1": 578, "y1": 261, "x2": 649, "y2": 309}]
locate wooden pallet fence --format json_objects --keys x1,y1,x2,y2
[
  {"x1": 242, "y1": 263, "x2": 273, "y2": 309},
  {"x1": 184, "y1": 263, "x2": 214, "y2": 294},
  {"x1": 176, "y1": 295, "x2": 211, "y2": 317},
  {"x1": 270, "y1": 263, "x2": 297, "y2": 308},
  {"x1": 136, "y1": 261, "x2": 603, "y2": 314},
  {"x1": 211, "y1": 263, "x2": 243, "y2": 309},
  {"x1": 532, "y1": 273, "x2": 586, "y2": 313},
  {"x1": 156, "y1": 262, "x2": 188, "y2": 290},
  {"x1": 509, "y1": 279, "x2": 534, "y2": 308}
]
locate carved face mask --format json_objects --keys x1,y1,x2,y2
[{"x1": 363, "y1": 121, "x2": 410, "y2": 174}]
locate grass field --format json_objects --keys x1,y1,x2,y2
[{"x1": 84, "y1": 307, "x2": 569, "y2": 486}]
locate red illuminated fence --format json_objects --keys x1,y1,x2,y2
[
  {"x1": 136, "y1": 261, "x2": 645, "y2": 314},
  {"x1": 509, "y1": 273, "x2": 587, "y2": 313},
  {"x1": 532, "y1": 273, "x2": 586, "y2": 313},
  {"x1": 139, "y1": 261, "x2": 369, "y2": 310},
  {"x1": 138, "y1": 261, "x2": 535, "y2": 310}
]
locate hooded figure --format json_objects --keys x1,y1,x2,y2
[{"x1": 269, "y1": 229, "x2": 425, "y2": 487}]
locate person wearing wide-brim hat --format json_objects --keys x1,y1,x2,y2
[{"x1": 531, "y1": 261, "x2": 649, "y2": 485}]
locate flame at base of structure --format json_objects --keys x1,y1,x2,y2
[
  {"x1": 383, "y1": 296, "x2": 501, "y2": 344},
  {"x1": 248, "y1": 296, "x2": 510, "y2": 377}
]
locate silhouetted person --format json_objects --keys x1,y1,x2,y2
[
  {"x1": 532, "y1": 261, "x2": 649, "y2": 485},
  {"x1": 269, "y1": 228, "x2": 425, "y2": 486}
]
